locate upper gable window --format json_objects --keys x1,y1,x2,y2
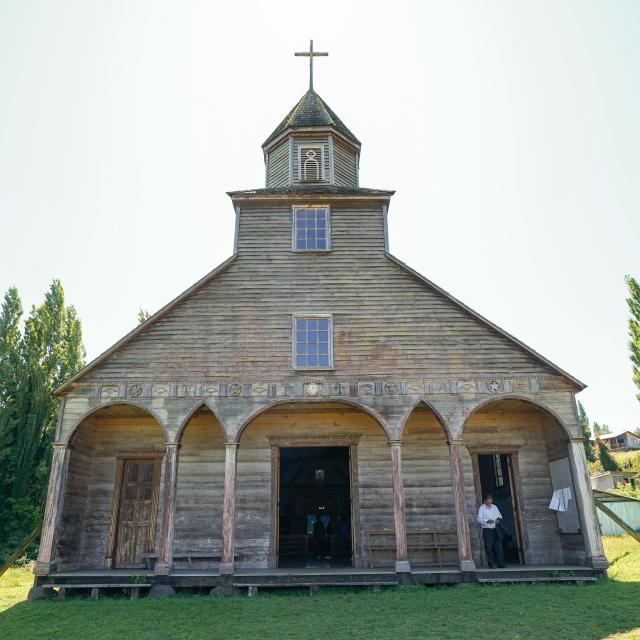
[
  {"x1": 293, "y1": 206, "x2": 330, "y2": 252},
  {"x1": 293, "y1": 315, "x2": 333, "y2": 369},
  {"x1": 299, "y1": 146, "x2": 324, "y2": 182}
]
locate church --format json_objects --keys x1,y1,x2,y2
[{"x1": 31, "y1": 43, "x2": 607, "y2": 597}]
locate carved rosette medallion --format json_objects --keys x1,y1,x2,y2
[
  {"x1": 305, "y1": 382, "x2": 321, "y2": 397},
  {"x1": 128, "y1": 384, "x2": 142, "y2": 398},
  {"x1": 228, "y1": 383, "x2": 243, "y2": 396}
]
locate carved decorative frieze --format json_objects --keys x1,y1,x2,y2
[
  {"x1": 101, "y1": 385, "x2": 119, "y2": 400},
  {"x1": 84, "y1": 375, "x2": 557, "y2": 401},
  {"x1": 268, "y1": 434, "x2": 361, "y2": 447}
]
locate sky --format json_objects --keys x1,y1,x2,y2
[{"x1": 0, "y1": 0, "x2": 638, "y2": 429}]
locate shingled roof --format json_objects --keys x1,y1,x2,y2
[{"x1": 263, "y1": 89, "x2": 361, "y2": 148}]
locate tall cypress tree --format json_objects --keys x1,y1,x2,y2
[
  {"x1": 596, "y1": 437, "x2": 620, "y2": 472},
  {"x1": 626, "y1": 275, "x2": 640, "y2": 403},
  {"x1": 0, "y1": 288, "x2": 24, "y2": 505},
  {"x1": 577, "y1": 401, "x2": 595, "y2": 462},
  {"x1": 0, "y1": 281, "x2": 85, "y2": 563}
]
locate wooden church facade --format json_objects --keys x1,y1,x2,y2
[{"x1": 31, "y1": 63, "x2": 607, "y2": 596}]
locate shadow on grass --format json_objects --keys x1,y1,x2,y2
[
  {"x1": 608, "y1": 551, "x2": 631, "y2": 568},
  {"x1": 1, "y1": 578, "x2": 640, "y2": 640}
]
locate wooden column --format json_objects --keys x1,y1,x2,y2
[
  {"x1": 155, "y1": 443, "x2": 181, "y2": 575},
  {"x1": 34, "y1": 443, "x2": 71, "y2": 576},
  {"x1": 448, "y1": 439, "x2": 476, "y2": 571},
  {"x1": 388, "y1": 440, "x2": 410, "y2": 573},
  {"x1": 567, "y1": 437, "x2": 608, "y2": 569},
  {"x1": 220, "y1": 442, "x2": 239, "y2": 575}
]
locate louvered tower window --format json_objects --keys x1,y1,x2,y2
[{"x1": 299, "y1": 146, "x2": 324, "y2": 181}]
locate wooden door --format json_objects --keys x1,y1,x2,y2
[
  {"x1": 114, "y1": 458, "x2": 160, "y2": 568},
  {"x1": 473, "y1": 451, "x2": 525, "y2": 565}
]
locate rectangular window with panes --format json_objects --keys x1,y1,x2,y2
[
  {"x1": 292, "y1": 315, "x2": 333, "y2": 369},
  {"x1": 293, "y1": 206, "x2": 330, "y2": 252}
]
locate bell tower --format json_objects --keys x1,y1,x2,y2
[{"x1": 262, "y1": 41, "x2": 361, "y2": 188}]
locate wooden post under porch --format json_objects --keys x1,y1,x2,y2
[
  {"x1": 33, "y1": 443, "x2": 71, "y2": 576},
  {"x1": 154, "y1": 443, "x2": 181, "y2": 575},
  {"x1": 448, "y1": 439, "x2": 475, "y2": 572},
  {"x1": 220, "y1": 442, "x2": 239, "y2": 575}
]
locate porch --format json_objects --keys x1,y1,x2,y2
[
  {"x1": 31, "y1": 396, "x2": 608, "y2": 599},
  {"x1": 33, "y1": 563, "x2": 602, "y2": 599}
]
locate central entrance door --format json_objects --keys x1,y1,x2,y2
[{"x1": 278, "y1": 446, "x2": 352, "y2": 568}]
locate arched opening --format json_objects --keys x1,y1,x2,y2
[
  {"x1": 462, "y1": 398, "x2": 584, "y2": 567},
  {"x1": 401, "y1": 401, "x2": 458, "y2": 567},
  {"x1": 58, "y1": 403, "x2": 166, "y2": 571},
  {"x1": 173, "y1": 404, "x2": 226, "y2": 569},
  {"x1": 235, "y1": 401, "x2": 390, "y2": 569}
]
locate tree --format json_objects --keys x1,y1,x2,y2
[
  {"x1": 592, "y1": 422, "x2": 610, "y2": 436},
  {"x1": 0, "y1": 281, "x2": 85, "y2": 564},
  {"x1": 626, "y1": 275, "x2": 640, "y2": 402},
  {"x1": 137, "y1": 308, "x2": 151, "y2": 325},
  {"x1": 596, "y1": 437, "x2": 620, "y2": 472},
  {"x1": 0, "y1": 288, "x2": 24, "y2": 508},
  {"x1": 577, "y1": 401, "x2": 595, "y2": 462}
]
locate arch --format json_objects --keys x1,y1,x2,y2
[
  {"x1": 58, "y1": 399, "x2": 168, "y2": 572},
  {"x1": 66, "y1": 400, "x2": 169, "y2": 444},
  {"x1": 399, "y1": 398, "x2": 458, "y2": 566},
  {"x1": 461, "y1": 393, "x2": 580, "y2": 567},
  {"x1": 461, "y1": 394, "x2": 572, "y2": 438},
  {"x1": 175, "y1": 400, "x2": 228, "y2": 444},
  {"x1": 398, "y1": 398, "x2": 452, "y2": 441},
  {"x1": 234, "y1": 398, "x2": 392, "y2": 443}
]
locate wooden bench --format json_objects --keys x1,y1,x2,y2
[
  {"x1": 43, "y1": 583, "x2": 151, "y2": 600},
  {"x1": 141, "y1": 552, "x2": 242, "y2": 570},
  {"x1": 366, "y1": 530, "x2": 458, "y2": 568},
  {"x1": 141, "y1": 552, "x2": 223, "y2": 570}
]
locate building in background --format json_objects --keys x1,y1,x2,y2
[{"x1": 591, "y1": 429, "x2": 640, "y2": 452}]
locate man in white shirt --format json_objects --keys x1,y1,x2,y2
[{"x1": 477, "y1": 494, "x2": 506, "y2": 568}]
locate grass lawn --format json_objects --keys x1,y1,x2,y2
[{"x1": 1, "y1": 536, "x2": 639, "y2": 640}]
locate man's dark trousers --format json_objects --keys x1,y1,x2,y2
[{"x1": 482, "y1": 528, "x2": 505, "y2": 566}]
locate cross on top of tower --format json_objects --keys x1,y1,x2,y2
[{"x1": 294, "y1": 40, "x2": 328, "y2": 91}]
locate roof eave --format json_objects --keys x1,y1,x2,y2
[
  {"x1": 54, "y1": 254, "x2": 238, "y2": 396},
  {"x1": 385, "y1": 253, "x2": 587, "y2": 391},
  {"x1": 262, "y1": 126, "x2": 361, "y2": 153},
  {"x1": 226, "y1": 190, "x2": 394, "y2": 205}
]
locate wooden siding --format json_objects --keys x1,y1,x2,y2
[
  {"x1": 333, "y1": 139, "x2": 358, "y2": 187},
  {"x1": 266, "y1": 140, "x2": 289, "y2": 188},
  {"x1": 541, "y1": 413, "x2": 587, "y2": 564},
  {"x1": 235, "y1": 406, "x2": 392, "y2": 568},
  {"x1": 173, "y1": 412, "x2": 225, "y2": 566},
  {"x1": 81, "y1": 201, "x2": 560, "y2": 382},
  {"x1": 292, "y1": 137, "x2": 330, "y2": 185},
  {"x1": 58, "y1": 420, "x2": 95, "y2": 570},
  {"x1": 57, "y1": 404, "x2": 587, "y2": 571},
  {"x1": 461, "y1": 405, "x2": 583, "y2": 566},
  {"x1": 402, "y1": 407, "x2": 458, "y2": 566},
  {"x1": 58, "y1": 416, "x2": 166, "y2": 570}
]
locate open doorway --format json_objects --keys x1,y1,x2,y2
[
  {"x1": 278, "y1": 446, "x2": 352, "y2": 568},
  {"x1": 476, "y1": 453, "x2": 523, "y2": 564}
]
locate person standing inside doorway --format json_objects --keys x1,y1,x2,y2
[{"x1": 477, "y1": 494, "x2": 506, "y2": 568}]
